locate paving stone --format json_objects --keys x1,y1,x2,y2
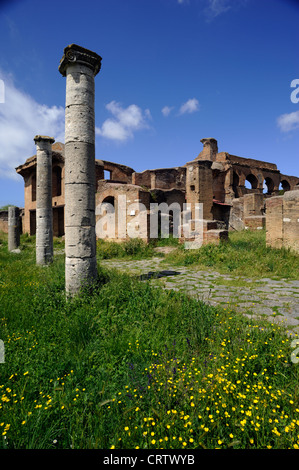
[
  {"x1": 100, "y1": 258, "x2": 299, "y2": 331},
  {"x1": 271, "y1": 290, "x2": 296, "y2": 296},
  {"x1": 272, "y1": 316, "x2": 299, "y2": 326},
  {"x1": 256, "y1": 286, "x2": 279, "y2": 293},
  {"x1": 279, "y1": 297, "x2": 299, "y2": 304},
  {"x1": 288, "y1": 281, "x2": 299, "y2": 287}
]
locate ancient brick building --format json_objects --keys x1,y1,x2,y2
[{"x1": 15, "y1": 137, "x2": 299, "y2": 246}]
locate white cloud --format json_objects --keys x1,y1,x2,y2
[
  {"x1": 204, "y1": 0, "x2": 248, "y2": 21},
  {"x1": 277, "y1": 111, "x2": 299, "y2": 133},
  {"x1": 96, "y1": 101, "x2": 151, "y2": 142},
  {"x1": 206, "y1": 0, "x2": 231, "y2": 18},
  {"x1": 179, "y1": 98, "x2": 200, "y2": 115},
  {"x1": 0, "y1": 72, "x2": 65, "y2": 180},
  {"x1": 161, "y1": 105, "x2": 174, "y2": 117},
  {"x1": 177, "y1": 0, "x2": 248, "y2": 20}
]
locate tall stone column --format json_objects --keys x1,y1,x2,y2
[
  {"x1": 59, "y1": 44, "x2": 102, "y2": 295},
  {"x1": 34, "y1": 135, "x2": 55, "y2": 265},
  {"x1": 8, "y1": 206, "x2": 20, "y2": 252}
]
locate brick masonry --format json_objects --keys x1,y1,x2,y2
[{"x1": 15, "y1": 138, "x2": 299, "y2": 248}]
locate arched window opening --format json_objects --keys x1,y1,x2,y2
[
  {"x1": 102, "y1": 196, "x2": 115, "y2": 207},
  {"x1": 279, "y1": 180, "x2": 290, "y2": 193},
  {"x1": 104, "y1": 170, "x2": 112, "y2": 180},
  {"x1": 98, "y1": 196, "x2": 115, "y2": 239},
  {"x1": 101, "y1": 196, "x2": 115, "y2": 215},
  {"x1": 263, "y1": 177, "x2": 275, "y2": 195},
  {"x1": 245, "y1": 174, "x2": 258, "y2": 190}
]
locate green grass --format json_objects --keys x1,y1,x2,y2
[
  {"x1": 162, "y1": 229, "x2": 299, "y2": 280},
  {"x1": 97, "y1": 238, "x2": 156, "y2": 260},
  {"x1": 96, "y1": 235, "x2": 180, "y2": 260},
  {"x1": 0, "y1": 231, "x2": 299, "y2": 449}
]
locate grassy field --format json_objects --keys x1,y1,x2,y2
[
  {"x1": 161, "y1": 229, "x2": 299, "y2": 280},
  {"x1": 97, "y1": 229, "x2": 299, "y2": 280},
  {"x1": 0, "y1": 230, "x2": 299, "y2": 449}
]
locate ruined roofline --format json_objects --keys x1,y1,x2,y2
[
  {"x1": 15, "y1": 151, "x2": 65, "y2": 176},
  {"x1": 97, "y1": 180, "x2": 148, "y2": 191},
  {"x1": 100, "y1": 159, "x2": 135, "y2": 174},
  {"x1": 15, "y1": 140, "x2": 135, "y2": 176},
  {"x1": 279, "y1": 173, "x2": 299, "y2": 183},
  {"x1": 15, "y1": 141, "x2": 65, "y2": 172},
  {"x1": 218, "y1": 152, "x2": 278, "y2": 172},
  {"x1": 136, "y1": 166, "x2": 183, "y2": 173}
]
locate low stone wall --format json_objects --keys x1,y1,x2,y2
[
  {"x1": 0, "y1": 211, "x2": 8, "y2": 233},
  {"x1": 244, "y1": 215, "x2": 265, "y2": 230},
  {"x1": 266, "y1": 188, "x2": 299, "y2": 252}
]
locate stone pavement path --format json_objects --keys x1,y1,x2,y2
[{"x1": 100, "y1": 257, "x2": 299, "y2": 336}]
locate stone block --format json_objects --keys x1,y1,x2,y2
[
  {"x1": 244, "y1": 215, "x2": 265, "y2": 230},
  {"x1": 65, "y1": 104, "x2": 95, "y2": 144},
  {"x1": 64, "y1": 183, "x2": 95, "y2": 227},
  {"x1": 65, "y1": 225, "x2": 96, "y2": 258},
  {"x1": 65, "y1": 256, "x2": 98, "y2": 295},
  {"x1": 64, "y1": 142, "x2": 95, "y2": 184},
  {"x1": 266, "y1": 196, "x2": 283, "y2": 248}
]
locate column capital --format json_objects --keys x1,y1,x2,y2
[
  {"x1": 34, "y1": 135, "x2": 55, "y2": 144},
  {"x1": 58, "y1": 44, "x2": 102, "y2": 77}
]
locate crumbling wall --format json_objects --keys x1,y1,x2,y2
[
  {"x1": 243, "y1": 193, "x2": 265, "y2": 230},
  {"x1": 0, "y1": 211, "x2": 8, "y2": 233},
  {"x1": 132, "y1": 167, "x2": 185, "y2": 191},
  {"x1": 15, "y1": 137, "x2": 299, "y2": 248},
  {"x1": 266, "y1": 197, "x2": 284, "y2": 248},
  {"x1": 96, "y1": 181, "x2": 150, "y2": 242},
  {"x1": 185, "y1": 160, "x2": 214, "y2": 220},
  {"x1": 266, "y1": 188, "x2": 299, "y2": 252},
  {"x1": 100, "y1": 160, "x2": 134, "y2": 183},
  {"x1": 16, "y1": 148, "x2": 65, "y2": 235},
  {"x1": 228, "y1": 198, "x2": 245, "y2": 231}
]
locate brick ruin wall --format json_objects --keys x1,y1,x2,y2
[
  {"x1": 12, "y1": 139, "x2": 299, "y2": 251},
  {"x1": 0, "y1": 211, "x2": 8, "y2": 233},
  {"x1": 266, "y1": 188, "x2": 299, "y2": 253}
]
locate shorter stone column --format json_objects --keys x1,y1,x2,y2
[
  {"x1": 8, "y1": 206, "x2": 20, "y2": 252},
  {"x1": 34, "y1": 135, "x2": 55, "y2": 265}
]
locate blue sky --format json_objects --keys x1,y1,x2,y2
[{"x1": 0, "y1": 0, "x2": 298, "y2": 207}]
